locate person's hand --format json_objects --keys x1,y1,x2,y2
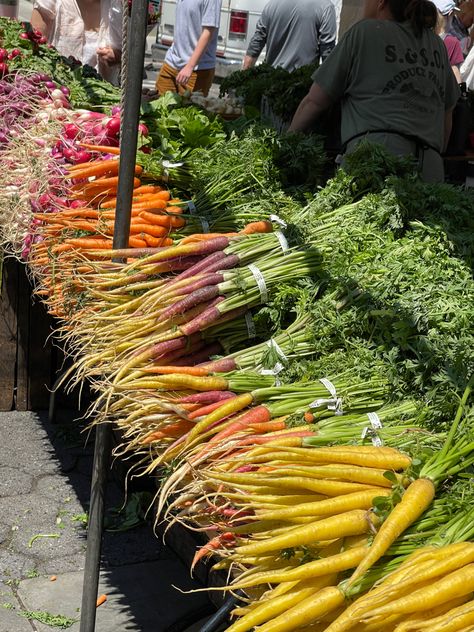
[
  {"x1": 176, "y1": 63, "x2": 194, "y2": 86},
  {"x1": 97, "y1": 47, "x2": 121, "y2": 66}
]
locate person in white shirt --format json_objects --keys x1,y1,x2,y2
[{"x1": 30, "y1": 0, "x2": 122, "y2": 84}]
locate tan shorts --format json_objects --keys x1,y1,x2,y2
[{"x1": 156, "y1": 62, "x2": 215, "y2": 97}]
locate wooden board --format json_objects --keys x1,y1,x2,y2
[
  {"x1": 0, "y1": 258, "x2": 18, "y2": 410},
  {"x1": 0, "y1": 259, "x2": 58, "y2": 411}
]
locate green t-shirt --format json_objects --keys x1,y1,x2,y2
[{"x1": 312, "y1": 19, "x2": 460, "y2": 152}]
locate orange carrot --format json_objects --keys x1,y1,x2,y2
[
  {"x1": 128, "y1": 236, "x2": 148, "y2": 248},
  {"x1": 130, "y1": 199, "x2": 168, "y2": 211},
  {"x1": 142, "y1": 234, "x2": 172, "y2": 248},
  {"x1": 133, "y1": 185, "x2": 164, "y2": 195},
  {"x1": 141, "y1": 419, "x2": 195, "y2": 443},
  {"x1": 191, "y1": 533, "x2": 235, "y2": 572},
  {"x1": 129, "y1": 223, "x2": 168, "y2": 237},
  {"x1": 78, "y1": 143, "x2": 121, "y2": 155},
  {"x1": 58, "y1": 208, "x2": 100, "y2": 219},
  {"x1": 138, "y1": 210, "x2": 186, "y2": 228},
  {"x1": 67, "y1": 158, "x2": 120, "y2": 177},
  {"x1": 240, "y1": 220, "x2": 274, "y2": 235},
  {"x1": 62, "y1": 238, "x2": 112, "y2": 249},
  {"x1": 207, "y1": 406, "x2": 272, "y2": 446},
  {"x1": 96, "y1": 594, "x2": 107, "y2": 607}
]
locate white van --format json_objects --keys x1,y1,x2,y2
[{"x1": 155, "y1": 0, "x2": 267, "y2": 78}]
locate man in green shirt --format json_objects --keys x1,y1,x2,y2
[{"x1": 290, "y1": 0, "x2": 460, "y2": 182}]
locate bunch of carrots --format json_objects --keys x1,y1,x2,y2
[
  {"x1": 7, "y1": 84, "x2": 474, "y2": 632},
  {"x1": 145, "y1": 382, "x2": 473, "y2": 632}
]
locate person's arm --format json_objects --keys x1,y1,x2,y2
[
  {"x1": 443, "y1": 106, "x2": 454, "y2": 152},
  {"x1": 97, "y1": 47, "x2": 121, "y2": 66},
  {"x1": 451, "y1": 64, "x2": 462, "y2": 82},
  {"x1": 318, "y1": 3, "x2": 337, "y2": 62},
  {"x1": 289, "y1": 82, "x2": 333, "y2": 132},
  {"x1": 176, "y1": 26, "x2": 217, "y2": 86},
  {"x1": 244, "y1": 15, "x2": 267, "y2": 69},
  {"x1": 30, "y1": 7, "x2": 53, "y2": 39},
  {"x1": 242, "y1": 54, "x2": 257, "y2": 69}
]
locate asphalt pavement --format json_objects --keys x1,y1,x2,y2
[{"x1": 0, "y1": 410, "x2": 215, "y2": 631}]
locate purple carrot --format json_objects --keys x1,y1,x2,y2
[
  {"x1": 147, "y1": 255, "x2": 203, "y2": 274},
  {"x1": 181, "y1": 305, "x2": 248, "y2": 337},
  {"x1": 170, "y1": 272, "x2": 226, "y2": 299},
  {"x1": 177, "y1": 391, "x2": 236, "y2": 404},
  {"x1": 172, "y1": 342, "x2": 223, "y2": 367},
  {"x1": 179, "y1": 298, "x2": 226, "y2": 336},
  {"x1": 199, "y1": 253, "x2": 240, "y2": 275},
  {"x1": 170, "y1": 251, "x2": 227, "y2": 283},
  {"x1": 155, "y1": 340, "x2": 207, "y2": 366},
  {"x1": 157, "y1": 286, "x2": 221, "y2": 322},
  {"x1": 197, "y1": 357, "x2": 237, "y2": 372},
  {"x1": 141, "y1": 333, "x2": 201, "y2": 360}
]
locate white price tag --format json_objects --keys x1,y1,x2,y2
[{"x1": 248, "y1": 264, "x2": 268, "y2": 303}]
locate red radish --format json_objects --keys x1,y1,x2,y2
[
  {"x1": 0, "y1": 63, "x2": 9, "y2": 77},
  {"x1": 106, "y1": 116, "x2": 121, "y2": 137},
  {"x1": 74, "y1": 150, "x2": 92, "y2": 163},
  {"x1": 19, "y1": 32, "x2": 29, "y2": 40},
  {"x1": 138, "y1": 123, "x2": 149, "y2": 136},
  {"x1": 62, "y1": 147, "x2": 76, "y2": 162},
  {"x1": 63, "y1": 123, "x2": 80, "y2": 139},
  {"x1": 0, "y1": 48, "x2": 7, "y2": 62},
  {"x1": 111, "y1": 105, "x2": 121, "y2": 116}
]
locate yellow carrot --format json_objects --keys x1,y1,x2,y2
[
  {"x1": 253, "y1": 489, "x2": 391, "y2": 522},
  {"x1": 347, "y1": 478, "x2": 435, "y2": 586},
  {"x1": 204, "y1": 470, "x2": 382, "y2": 497},
  {"x1": 233, "y1": 510, "x2": 373, "y2": 557},
  {"x1": 393, "y1": 596, "x2": 473, "y2": 631},
  {"x1": 257, "y1": 585, "x2": 345, "y2": 632},
  {"x1": 264, "y1": 464, "x2": 405, "y2": 488},
  {"x1": 367, "y1": 543, "x2": 474, "y2": 608},
  {"x1": 227, "y1": 546, "x2": 367, "y2": 590},
  {"x1": 240, "y1": 445, "x2": 412, "y2": 471},
  {"x1": 226, "y1": 578, "x2": 331, "y2": 632},
  {"x1": 359, "y1": 564, "x2": 474, "y2": 622}
]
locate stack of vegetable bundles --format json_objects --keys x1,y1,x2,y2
[{"x1": 1, "y1": 14, "x2": 474, "y2": 629}]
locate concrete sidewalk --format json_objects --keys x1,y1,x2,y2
[{"x1": 0, "y1": 411, "x2": 213, "y2": 631}]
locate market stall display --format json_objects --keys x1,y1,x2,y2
[{"x1": 1, "y1": 14, "x2": 474, "y2": 631}]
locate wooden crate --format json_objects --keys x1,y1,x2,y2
[{"x1": 0, "y1": 258, "x2": 57, "y2": 411}]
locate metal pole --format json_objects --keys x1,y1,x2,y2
[
  {"x1": 79, "y1": 1, "x2": 149, "y2": 629},
  {"x1": 198, "y1": 593, "x2": 244, "y2": 632}
]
